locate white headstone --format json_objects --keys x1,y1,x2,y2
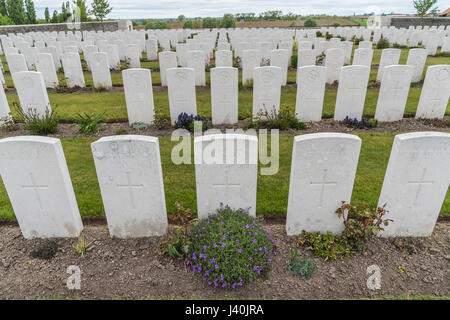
[
  {"x1": 61, "y1": 52, "x2": 85, "y2": 88},
  {"x1": 352, "y1": 48, "x2": 373, "y2": 67},
  {"x1": 375, "y1": 65, "x2": 413, "y2": 122},
  {"x1": 91, "y1": 136, "x2": 167, "y2": 238},
  {"x1": 270, "y1": 49, "x2": 289, "y2": 86},
  {"x1": 297, "y1": 49, "x2": 316, "y2": 70},
  {"x1": 325, "y1": 48, "x2": 345, "y2": 84},
  {"x1": 415, "y1": 65, "x2": 450, "y2": 119},
  {"x1": 334, "y1": 65, "x2": 370, "y2": 121},
  {"x1": 36, "y1": 53, "x2": 58, "y2": 89},
  {"x1": 6, "y1": 54, "x2": 28, "y2": 74},
  {"x1": 215, "y1": 50, "x2": 233, "y2": 68},
  {"x1": 159, "y1": 51, "x2": 177, "y2": 87},
  {"x1": 123, "y1": 68, "x2": 155, "y2": 125},
  {"x1": 13, "y1": 71, "x2": 51, "y2": 117},
  {"x1": 378, "y1": 132, "x2": 450, "y2": 237},
  {"x1": 377, "y1": 48, "x2": 401, "y2": 82},
  {"x1": 253, "y1": 66, "x2": 282, "y2": 117},
  {"x1": 106, "y1": 44, "x2": 121, "y2": 71},
  {"x1": 125, "y1": 44, "x2": 141, "y2": 68},
  {"x1": 91, "y1": 52, "x2": 112, "y2": 89},
  {"x1": 194, "y1": 134, "x2": 258, "y2": 219},
  {"x1": 167, "y1": 67, "x2": 197, "y2": 125},
  {"x1": 295, "y1": 66, "x2": 327, "y2": 122},
  {"x1": 211, "y1": 67, "x2": 238, "y2": 125},
  {"x1": 187, "y1": 50, "x2": 206, "y2": 86},
  {"x1": 0, "y1": 137, "x2": 83, "y2": 239},
  {"x1": 242, "y1": 49, "x2": 261, "y2": 85},
  {"x1": 286, "y1": 133, "x2": 362, "y2": 236},
  {"x1": 406, "y1": 48, "x2": 427, "y2": 83},
  {"x1": 146, "y1": 39, "x2": 158, "y2": 60},
  {"x1": 0, "y1": 84, "x2": 10, "y2": 122}
]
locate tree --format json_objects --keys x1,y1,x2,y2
[
  {"x1": 0, "y1": 0, "x2": 7, "y2": 16},
  {"x1": 202, "y1": 17, "x2": 218, "y2": 29},
  {"x1": 177, "y1": 14, "x2": 185, "y2": 22},
  {"x1": 413, "y1": 0, "x2": 439, "y2": 19},
  {"x1": 73, "y1": 0, "x2": 88, "y2": 22},
  {"x1": 44, "y1": 7, "x2": 50, "y2": 22},
  {"x1": 0, "y1": 13, "x2": 13, "y2": 25},
  {"x1": 145, "y1": 20, "x2": 169, "y2": 30},
  {"x1": 51, "y1": 9, "x2": 58, "y2": 23},
  {"x1": 6, "y1": 0, "x2": 26, "y2": 24},
  {"x1": 183, "y1": 20, "x2": 193, "y2": 29},
  {"x1": 192, "y1": 18, "x2": 202, "y2": 29},
  {"x1": 89, "y1": 0, "x2": 112, "y2": 30},
  {"x1": 24, "y1": 0, "x2": 36, "y2": 24},
  {"x1": 304, "y1": 19, "x2": 317, "y2": 27},
  {"x1": 221, "y1": 14, "x2": 236, "y2": 28}
]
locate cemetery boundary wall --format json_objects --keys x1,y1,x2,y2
[
  {"x1": 0, "y1": 21, "x2": 125, "y2": 35},
  {"x1": 390, "y1": 17, "x2": 450, "y2": 28}
]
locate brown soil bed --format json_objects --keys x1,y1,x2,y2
[
  {"x1": 0, "y1": 219, "x2": 448, "y2": 299},
  {"x1": 1, "y1": 117, "x2": 449, "y2": 139}
]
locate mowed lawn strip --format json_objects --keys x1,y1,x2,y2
[
  {"x1": 0, "y1": 133, "x2": 449, "y2": 221},
  {"x1": 5, "y1": 87, "x2": 450, "y2": 121}
]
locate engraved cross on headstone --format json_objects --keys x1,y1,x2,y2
[
  {"x1": 117, "y1": 171, "x2": 144, "y2": 210},
  {"x1": 310, "y1": 169, "x2": 338, "y2": 208},
  {"x1": 22, "y1": 172, "x2": 48, "y2": 212},
  {"x1": 408, "y1": 168, "x2": 433, "y2": 206},
  {"x1": 213, "y1": 168, "x2": 241, "y2": 201}
]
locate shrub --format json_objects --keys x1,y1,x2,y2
[
  {"x1": 353, "y1": 36, "x2": 363, "y2": 45},
  {"x1": 298, "y1": 202, "x2": 393, "y2": 260},
  {"x1": 76, "y1": 112, "x2": 105, "y2": 134},
  {"x1": 342, "y1": 116, "x2": 378, "y2": 129},
  {"x1": 252, "y1": 106, "x2": 307, "y2": 131},
  {"x1": 153, "y1": 107, "x2": 171, "y2": 130},
  {"x1": 286, "y1": 248, "x2": 315, "y2": 279},
  {"x1": 376, "y1": 38, "x2": 390, "y2": 49},
  {"x1": 332, "y1": 22, "x2": 340, "y2": 27},
  {"x1": 175, "y1": 112, "x2": 210, "y2": 132},
  {"x1": 160, "y1": 202, "x2": 196, "y2": 262},
  {"x1": 189, "y1": 205, "x2": 275, "y2": 289},
  {"x1": 145, "y1": 20, "x2": 169, "y2": 30},
  {"x1": 316, "y1": 31, "x2": 323, "y2": 37},
  {"x1": 14, "y1": 103, "x2": 59, "y2": 135},
  {"x1": 304, "y1": 19, "x2": 317, "y2": 27}
]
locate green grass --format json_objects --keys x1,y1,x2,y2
[
  {"x1": 0, "y1": 133, "x2": 449, "y2": 220},
  {"x1": 5, "y1": 87, "x2": 450, "y2": 122}
]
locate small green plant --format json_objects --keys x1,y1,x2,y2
[
  {"x1": 153, "y1": 107, "x2": 171, "y2": 130},
  {"x1": 132, "y1": 122, "x2": 149, "y2": 130},
  {"x1": 14, "y1": 102, "x2": 59, "y2": 135},
  {"x1": 114, "y1": 128, "x2": 128, "y2": 135},
  {"x1": 0, "y1": 113, "x2": 17, "y2": 132},
  {"x1": 160, "y1": 202, "x2": 196, "y2": 264},
  {"x1": 286, "y1": 248, "x2": 315, "y2": 279},
  {"x1": 76, "y1": 112, "x2": 105, "y2": 134},
  {"x1": 73, "y1": 235, "x2": 95, "y2": 258},
  {"x1": 252, "y1": 106, "x2": 307, "y2": 131},
  {"x1": 189, "y1": 205, "x2": 275, "y2": 289},
  {"x1": 291, "y1": 54, "x2": 298, "y2": 69},
  {"x1": 377, "y1": 38, "x2": 390, "y2": 49},
  {"x1": 298, "y1": 202, "x2": 393, "y2": 260}
]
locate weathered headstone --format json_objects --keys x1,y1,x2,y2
[
  {"x1": 378, "y1": 132, "x2": 450, "y2": 237},
  {"x1": 0, "y1": 137, "x2": 83, "y2": 239},
  {"x1": 286, "y1": 133, "x2": 362, "y2": 236},
  {"x1": 195, "y1": 134, "x2": 258, "y2": 219},
  {"x1": 91, "y1": 136, "x2": 167, "y2": 238}
]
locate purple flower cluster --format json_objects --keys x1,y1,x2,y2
[{"x1": 188, "y1": 204, "x2": 276, "y2": 290}]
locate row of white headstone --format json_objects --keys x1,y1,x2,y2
[
  {"x1": 0, "y1": 132, "x2": 449, "y2": 239},
  {"x1": 1, "y1": 62, "x2": 449, "y2": 129}
]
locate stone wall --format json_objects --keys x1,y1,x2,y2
[
  {"x1": 390, "y1": 17, "x2": 450, "y2": 28},
  {"x1": 0, "y1": 21, "x2": 127, "y2": 35}
]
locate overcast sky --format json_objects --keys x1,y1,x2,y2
[{"x1": 33, "y1": 0, "x2": 432, "y2": 19}]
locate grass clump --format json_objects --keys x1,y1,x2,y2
[
  {"x1": 0, "y1": 113, "x2": 17, "y2": 132},
  {"x1": 14, "y1": 102, "x2": 59, "y2": 135},
  {"x1": 286, "y1": 248, "x2": 315, "y2": 279},
  {"x1": 252, "y1": 106, "x2": 307, "y2": 131},
  {"x1": 189, "y1": 205, "x2": 275, "y2": 289},
  {"x1": 73, "y1": 235, "x2": 94, "y2": 258},
  {"x1": 75, "y1": 112, "x2": 105, "y2": 134},
  {"x1": 298, "y1": 202, "x2": 392, "y2": 261}
]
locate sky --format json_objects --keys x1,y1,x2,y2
[{"x1": 33, "y1": 0, "x2": 432, "y2": 20}]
